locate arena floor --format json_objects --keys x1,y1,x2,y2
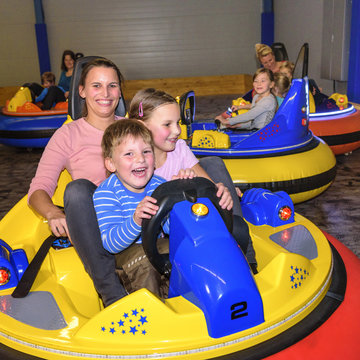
[{"x1": 1, "y1": 94, "x2": 359, "y2": 258}]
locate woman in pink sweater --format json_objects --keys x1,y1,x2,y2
[{"x1": 28, "y1": 58, "x2": 128, "y2": 306}]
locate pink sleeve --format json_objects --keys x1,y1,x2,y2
[
  {"x1": 154, "y1": 139, "x2": 198, "y2": 181},
  {"x1": 27, "y1": 126, "x2": 71, "y2": 201},
  {"x1": 177, "y1": 139, "x2": 199, "y2": 169}
]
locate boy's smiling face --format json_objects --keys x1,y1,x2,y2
[
  {"x1": 105, "y1": 135, "x2": 155, "y2": 193},
  {"x1": 43, "y1": 80, "x2": 54, "y2": 88}
]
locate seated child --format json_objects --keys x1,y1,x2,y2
[
  {"x1": 93, "y1": 119, "x2": 171, "y2": 297},
  {"x1": 308, "y1": 79, "x2": 338, "y2": 112},
  {"x1": 35, "y1": 72, "x2": 66, "y2": 110},
  {"x1": 215, "y1": 68, "x2": 277, "y2": 130},
  {"x1": 277, "y1": 61, "x2": 338, "y2": 112},
  {"x1": 273, "y1": 73, "x2": 291, "y2": 106},
  {"x1": 278, "y1": 61, "x2": 294, "y2": 80}
]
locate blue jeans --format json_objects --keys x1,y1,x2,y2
[{"x1": 64, "y1": 179, "x2": 127, "y2": 307}]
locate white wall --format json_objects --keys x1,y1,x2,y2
[
  {"x1": 0, "y1": 1, "x2": 39, "y2": 85},
  {"x1": 274, "y1": 0, "x2": 343, "y2": 95},
  {"x1": 0, "y1": 0, "x2": 261, "y2": 86}
]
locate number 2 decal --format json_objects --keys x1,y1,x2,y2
[{"x1": 231, "y1": 302, "x2": 248, "y2": 320}]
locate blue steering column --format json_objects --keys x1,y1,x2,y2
[{"x1": 141, "y1": 178, "x2": 264, "y2": 338}]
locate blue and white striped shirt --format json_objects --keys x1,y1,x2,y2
[{"x1": 93, "y1": 173, "x2": 169, "y2": 254}]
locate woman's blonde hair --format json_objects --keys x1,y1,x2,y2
[{"x1": 255, "y1": 43, "x2": 273, "y2": 61}]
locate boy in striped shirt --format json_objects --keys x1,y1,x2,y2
[{"x1": 93, "y1": 119, "x2": 169, "y2": 297}]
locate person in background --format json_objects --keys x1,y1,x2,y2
[
  {"x1": 273, "y1": 73, "x2": 291, "y2": 107},
  {"x1": 35, "y1": 72, "x2": 66, "y2": 110},
  {"x1": 58, "y1": 50, "x2": 76, "y2": 98},
  {"x1": 255, "y1": 43, "x2": 284, "y2": 74},
  {"x1": 278, "y1": 61, "x2": 295, "y2": 80},
  {"x1": 216, "y1": 68, "x2": 277, "y2": 131}
]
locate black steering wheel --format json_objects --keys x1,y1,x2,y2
[
  {"x1": 141, "y1": 178, "x2": 233, "y2": 277},
  {"x1": 179, "y1": 91, "x2": 195, "y2": 125}
]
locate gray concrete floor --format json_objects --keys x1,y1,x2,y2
[{"x1": 1, "y1": 94, "x2": 359, "y2": 258}]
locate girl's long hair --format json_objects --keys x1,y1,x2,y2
[{"x1": 128, "y1": 88, "x2": 177, "y2": 122}]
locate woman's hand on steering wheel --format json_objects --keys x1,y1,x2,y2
[
  {"x1": 47, "y1": 208, "x2": 69, "y2": 238},
  {"x1": 215, "y1": 182, "x2": 233, "y2": 211}
]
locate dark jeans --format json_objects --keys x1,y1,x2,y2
[
  {"x1": 22, "y1": 83, "x2": 66, "y2": 110},
  {"x1": 22, "y1": 82, "x2": 44, "y2": 100},
  {"x1": 41, "y1": 86, "x2": 66, "y2": 110},
  {"x1": 199, "y1": 157, "x2": 256, "y2": 267},
  {"x1": 64, "y1": 179, "x2": 127, "y2": 307}
]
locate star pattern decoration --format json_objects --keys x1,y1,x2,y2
[
  {"x1": 257, "y1": 122, "x2": 280, "y2": 141},
  {"x1": 290, "y1": 265, "x2": 309, "y2": 289},
  {"x1": 100, "y1": 308, "x2": 149, "y2": 336}
]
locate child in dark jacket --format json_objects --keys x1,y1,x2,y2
[{"x1": 35, "y1": 72, "x2": 66, "y2": 110}]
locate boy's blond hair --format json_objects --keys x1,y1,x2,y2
[
  {"x1": 102, "y1": 119, "x2": 154, "y2": 159},
  {"x1": 41, "y1": 72, "x2": 56, "y2": 85}
]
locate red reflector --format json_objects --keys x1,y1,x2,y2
[
  {"x1": 281, "y1": 229, "x2": 291, "y2": 244},
  {"x1": 302, "y1": 118, "x2": 307, "y2": 126},
  {"x1": 279, "y1": 206, "x2": 292, "y2": 221},
  {"x1": 0, "y1": 268, "x2": 10, "y2": 285},
  {"x1": 339, "y1": 106, "x2": 344, "y2": 110}
]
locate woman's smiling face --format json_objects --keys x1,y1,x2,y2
[
  {"x1": 79, "y1": 66, "x2": 121, "y2": 119},
  {"x1": 64, "y1": 55, "x2": 75, "y2": 71},
  {"x1": 260, "y1": 53, "x2": 276, "y2": 71}
]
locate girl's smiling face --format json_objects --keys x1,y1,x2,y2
[
  {"x1": 144, "y1": 103, "x2": 181, "y2": 153},
  {"x1": 79, "y1": 66, "x2": 121, "y2": 119},
  {"x1": 253, "y1": 72, "x2": 274, "y2": 97}
]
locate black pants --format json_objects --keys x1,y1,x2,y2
[
  {"x1": 41, "y1": 86, "x2": 66, "y2": 110},
  {"x1": 22, "y1": 82, "x2": 44, "y2": 100}
]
